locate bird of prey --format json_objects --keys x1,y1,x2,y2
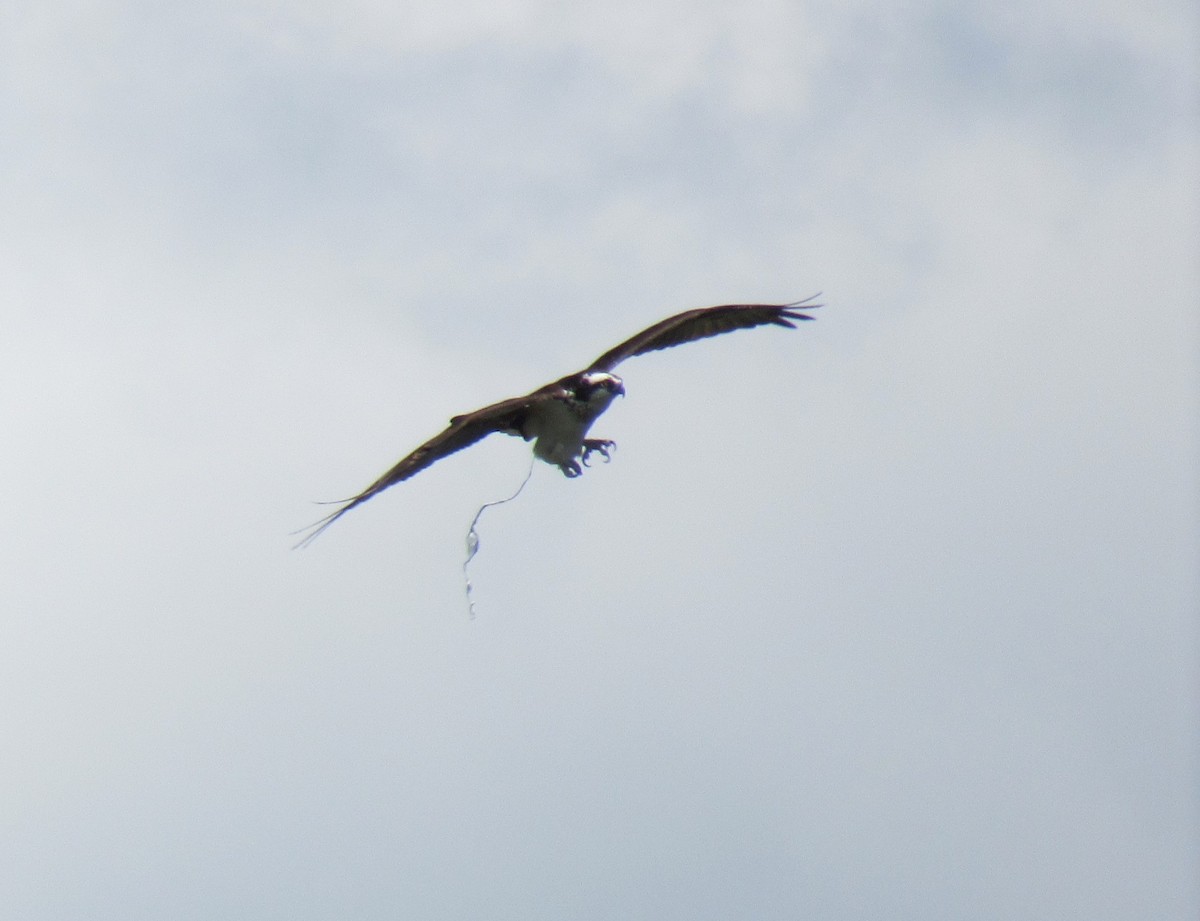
[{"x1": 295, "y1": 299, "x2": 819, "y2": 547}]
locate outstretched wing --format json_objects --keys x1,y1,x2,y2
[
  {"x1": 292, "y1": 390, "x2": 549, "y2": 548},
  {"x1": 587, "y1": 297, "x2": 820, "y2": 372}
]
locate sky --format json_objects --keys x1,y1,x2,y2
[{"x1": 2, "y1": 1, "x2": 1198, "y2": 918}]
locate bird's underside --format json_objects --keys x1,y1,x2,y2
[{"x1": 294, "y1": 298, "x2": 819, "y2": 547}]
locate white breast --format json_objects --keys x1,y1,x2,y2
[
  {"x1": 527, "y1": 388, "x2": 617, "y2": 466},
  {"x1": 528, "y1": 401, "x2": 590, "y2": 465}
]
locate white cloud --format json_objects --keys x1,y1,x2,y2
[{"x1": 2, "y1": 1, "x2": 1196, "y2": 919}]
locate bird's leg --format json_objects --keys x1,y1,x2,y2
[
  {"x1": 560, "y1": 460, "x2": 583, "y2": 478},
  {"x1": 581, "y1": 438, "x2": 616, "y2": 466}
]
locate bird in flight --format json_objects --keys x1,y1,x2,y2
[{"x1": 295, "y1": 298, "x2": 819, "y2": 547}]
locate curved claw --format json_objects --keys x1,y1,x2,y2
[
  {"x1": 581, "y1": 439, "x2": 617, "y2": 467},
  {"x1": 562, "y1": 461, "x2": 582, "y2": 478}
]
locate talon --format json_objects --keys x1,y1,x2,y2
[
  {"x1": 582, "y1": 439, "x2": 617, "y2": 465},
  {"x1": 562, "y1": 461, "x2": 582, "y2": 478}
]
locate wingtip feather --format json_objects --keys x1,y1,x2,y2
[{"x1": 779, "y1": 295, "x2": 821, "y2": 322}]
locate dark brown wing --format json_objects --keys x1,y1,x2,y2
[
  {"x1": 292, "y1": 389, "x2": 552, "y2": 548},
  {"x1": 587, "y1": 297, "x2": 820, "y2": 372}
]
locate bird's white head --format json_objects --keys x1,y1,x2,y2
[{"x1": 578, "y1": 371, "x2": 625, "y2": 402}]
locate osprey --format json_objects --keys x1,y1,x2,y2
[{"x1": 295, "y1": 299, "x2": 818, "y2": 547}]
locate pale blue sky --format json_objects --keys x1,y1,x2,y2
[{"x1": 2, "y1": 2, "x2": 1197, "y2": 918}]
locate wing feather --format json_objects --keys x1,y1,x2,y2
[
  {"x1": 292, "y1": 392, "x2": 539, "y2": 548},
  {"x1": 587, "y1": 298, "x2": 819, "y2": 372}
]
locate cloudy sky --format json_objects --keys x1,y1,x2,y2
[{"x1": 2, "y1": 1, "x2": 1197, "y2": 918}]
